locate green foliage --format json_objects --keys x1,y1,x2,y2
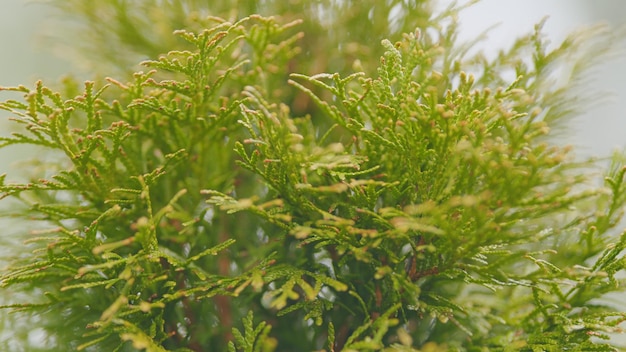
[
  {"x1": 228, "y1": 311, "x2": 275, "y2": 352},
  {"x1": 1, "y1": 1, "x2": 626, "y2": 351}
]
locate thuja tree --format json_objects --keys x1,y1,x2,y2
[{"x1": 1, "y1": 1, "x2": 626, "y2": 351}]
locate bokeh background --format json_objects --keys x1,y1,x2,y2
[{"x1": 0, "y1": 0, "x2": 625, "y2": 347}]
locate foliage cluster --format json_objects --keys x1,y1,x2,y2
[{"x1": 1, "y1": 1, "x2": 626, "y2": 351}]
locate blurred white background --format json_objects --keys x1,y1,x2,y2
[
  {"x1": 0, "y1": 1, "x2": 69, "y2": 176},
  {"x1": 0, "y1": 0, "x2": 625, "y2": 348},
  {"x1": 0, "y1": 1, "x2": 69, "y2": 86}
]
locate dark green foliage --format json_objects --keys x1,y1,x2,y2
[{"x1": 1, "y1": 1, "x2": 625, "y2": 351}]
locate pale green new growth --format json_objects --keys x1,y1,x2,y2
[{"x1": 1, "y1": 1, "x2": 625, "y2": 351}]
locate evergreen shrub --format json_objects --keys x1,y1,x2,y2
[{"x1": 1, "y1": 1, "x2": 625, "y2": 351}]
